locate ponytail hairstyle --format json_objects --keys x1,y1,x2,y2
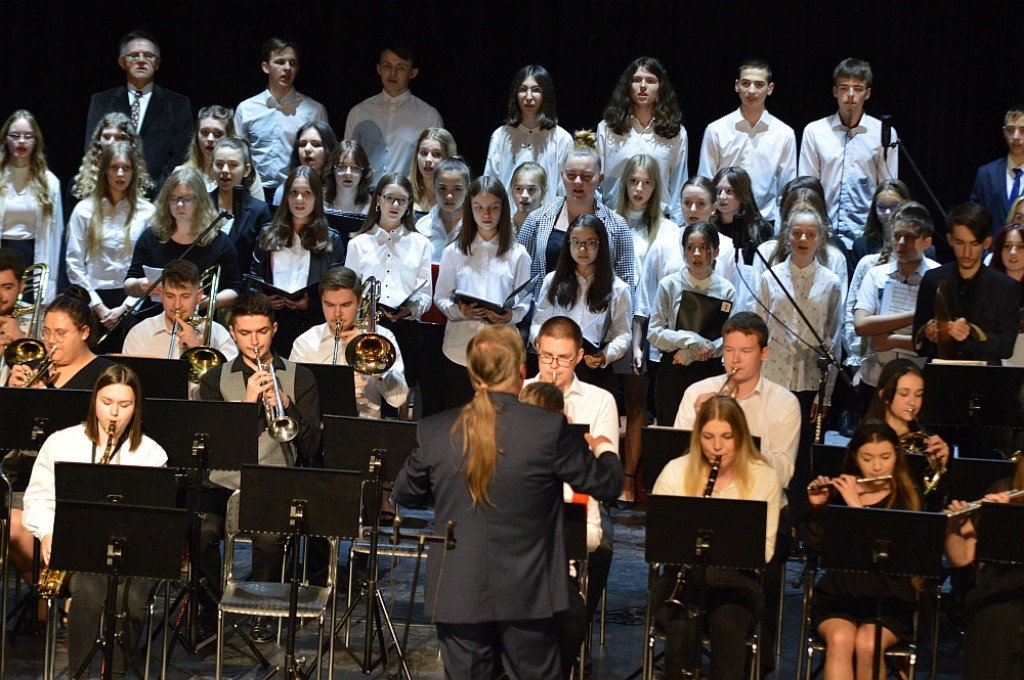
[
  {"x1": 86, "y1": 364, "x2": 145, "y2": 451},
  {"x1": 453, "y1": 325, "x2": 526, "y2": 507},
  {"x1": 548, "y1": 214, "x2": 613, "y2": 312},
  {"x1": 843, "y1": 418, "x2": 921, "y2": 511},
  {"x1": 86, "y1": 141, "x2": 143, "y2": 259}
]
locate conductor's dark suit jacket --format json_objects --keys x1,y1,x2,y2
[
  {"x1": 85, "y1": 84, "x2": 193, "y2": 188},
  {"x1": 393, "y1": 393, "x2": 623, "y2": 624},
  {"x1": 970, "y1": 157, "x2": 1010, "y2": 232},
  {"x1": 912, "y1": 263, "x2": 1020, "y2": 364}
]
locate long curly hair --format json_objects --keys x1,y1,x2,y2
[
  {"x1": 0, "y1": 110, "x2": 54, "y2": 226},
  {"x1": 73, "y1": 112, "x2": 153, "y2": 199},
  {"x1": 602, "y1": 57, "x2": 684, "y2": 139}
]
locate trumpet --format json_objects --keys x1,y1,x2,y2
[
  {"x1": 24, "y1": 344, "x2": 58, "y2": 388},
  {"x1": 944, "y1": 489, "x2": 1024, "y2": 517},
  {"x1": 39, "y1": 422, "x2": 116, "y2": 598},
  {"x1": 718, "y1": 367, "x2": 739, "y2": 398},
  {"x1": 807, "y1": 474, "x2": 892, "y2": 491},
  {"x1": 255, "y1": 346, "x2": 298, "y2": 442}
]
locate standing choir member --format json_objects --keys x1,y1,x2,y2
[{"x1": 209, "y1": 137, "x2": 272, "y2": 278}]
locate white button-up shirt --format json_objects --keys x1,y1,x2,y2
[
  {"x1": 345, "y1": 224, "x2": 433, "y2": 318},
  {"x1": 415, "y1": 205, "x2": 461, "y2": 264},
  {"x1": 344, "y1": 90, "x2": 443, "y2": 176},
  {"x1": 597, "y1": 118, "x2": 689, "y2": 223},
  {"x1": 234, "y1": 88, "x2": 329, "y2": 190},
  {"x1": 697, "y1": 108, "x2": 797, "y2": 226},
  {"x1": 484, "y1": 124, "x2": 572, "y2": 206},
  {"x1": 289, "y1": 322, "x2": 408, "y2": 419},
  {"x1": 798, "y1": 112, "x2": 899, "y2": 243},
  {"x1": 523, "y1": 374, "x2": 619, "y2": 455},
  {"x1": 66, "y1": 196, "x2": 155, "y2": 306}
]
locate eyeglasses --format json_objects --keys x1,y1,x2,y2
[
  {"x1": 875, "y1": 202, "x2": 902, "y2": 215},
  {"x1": 537, "y1": 353, "x2": 576, "y2": 367},
  {"x1": 124, "y1": 52, "x2": 158, "y2": 62},
  {"x1": 168, "y1": 195, "x2": 197, "y2": 206},
  {"x1": 7, "y1": 134, "x2": 35, "y2": 143},
  {"x1": 335, "y1": 165, "x2": 363, "y2": 175},
  {"x1": 1004, "y1": 125, "x2": 1024, "y2": 137},
  {"x1": 381, "y1": 194, "x2": 409, "y2": 207},
  {"x1": 517, "y1": 86, "x2": 543, "y2": 96},
  {"x1": 41, "y1": 328, "x2": 72, "y2": 340},
  {"x1": 569, "y1": 238, "x2": 600, "y2": 250}
]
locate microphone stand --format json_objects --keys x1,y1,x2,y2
[
  {"x1": 97, "y1": 210, "x2": 232, "y2": 346},
  {"x1": 886, "y1": 132, "x2": 948, "y2": 225}
]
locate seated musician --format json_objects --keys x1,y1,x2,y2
[
  {"x1": 802, "y1": 418, "x2": 923, "y2": 680},
  {"x1": 288, "y1": 265, "x2": 407, "y2": 419},
  {"x1": 22, "y1": 365, "x2": 167, "y2": 678},
  {"x1": 864, "y1": 358, "x2": 950, "y2": 485},
  {"x1": 0, "y1": 247, "x2": 27, "y2": 384},
  {"x1": 197, "y1": 293, "x2": 320, "y2": 643},
  {"x1": 121, "y1": 258, "x2": 236, "y2": 360},
  {"x1": 912, "y1": 202, "x2": 1020, "y2": 364},
  {"x1": 945, "y1": 454, "x2": 1024, "y2": 679},
  {"x1": 652, "y1": 395, "x2": 781, "y2": 680}
]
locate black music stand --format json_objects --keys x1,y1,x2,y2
[
  {"x1": 51, "y1": 499, "x2": 187, "y2": 680},
  {"x1": 140, "y1": 398, "x2": 263, "y2": 662},
  {"x1": 298, "y1": 363, "x2": 357, "y2": 417},
  {"x1": 0, "y1": 387, "x2": 91, "y2": 638},
  {"x1": 641, "y1": 427, "x2": 760, "y2": 493},
  {"x1": 821, "y1": 507, "x2": 946, "y2": 680},
  {"x1": 54, "y1": 463, "x2": 177, "y2": 507},
  {"x1": 645, "y1": 495, "x2": 767, "y2": 678},
  {"x1": 109, "y1": 357, "x2": 190, "y2": 400},
  {"x1": 323, "y1": 416, "x2": 417, "y2": 679},
  {"x1": 238, "y1": 465, "x2": 362, "y2": 680},
  {"x1": 975, "y1": 503, "x2": 1024, "y2": 565},
  {"x1": 923, "y1": 363, "x2": 1024, "y2": 457},
  {"x1": 946, "y1": 457, "x2": 1017, "y2": 503}
]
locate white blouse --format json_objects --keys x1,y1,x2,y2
[
  {"x1": 66, "y1": 196, "x2": 156, "y2": 307},
  {"x1": 344, "y1": 224, "x2": 433, "y2": 318},
  {"x1": 597, "y1": 118, "x2": 689, "y2": 223},
  {"x1": 530, "y1": 271, "x2": 632, "y2": 367},
  {"x1": 434, "y1": 234, "x2": 532, "y2": 365},
  {"x1": 483, "y1": 124, "x2": 572, "y2": 206}
]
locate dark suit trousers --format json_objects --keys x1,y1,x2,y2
[{"x1": 437, "y1": 618, "x2": 561, "y2": 680}]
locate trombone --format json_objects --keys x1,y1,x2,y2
[
  {"x1": 254, "y1": 345, "x2": 298, "y2": 442},
  {"x1": 0, "y1": 263, "x2": 49, "y2": 383},
  {"x1": 345, "y1": 277, "x2": 396, "y2": 375},
  {"x1": 179, "y1": 265, "x2": 227, "y2": 382}
]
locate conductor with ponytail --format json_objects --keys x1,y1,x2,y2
[{"x1": 393, "y1": 324, "x2": 623, "y2": 679}]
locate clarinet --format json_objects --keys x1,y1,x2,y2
[{"x1": 665, "y1": 456, "x2": 722, "y2": 611}]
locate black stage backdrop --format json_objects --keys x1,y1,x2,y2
[{"x1": 1, "y1": 0, "x2": 1018, "y2": 261}]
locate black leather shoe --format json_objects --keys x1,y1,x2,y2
[{"x1": 250, "y1": 616, "x2": 274, "y2": 643}]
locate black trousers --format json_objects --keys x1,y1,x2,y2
[
  {"x1": 67, "y1": 573, "x2": 156, "y2": 678},
  {"x1": 437, "y1": 617, "x2": 560, "y2": 680}
]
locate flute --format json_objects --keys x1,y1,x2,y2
[
  {"x1": 807, "y1": 474, "x2": 893, "y2": 491},
  {"x1": 944, "y1": 489, "x2": 1024, "y2": 517}
]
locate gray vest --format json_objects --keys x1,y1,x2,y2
[{"x1": 209, "y1": 359, "x2": 298, "y2": 490}]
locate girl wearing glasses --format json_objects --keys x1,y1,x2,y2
[
  {"x1": 0, "y1": 110, "x2": 62, "y2": 302},
  {"x1": 484, "y1": 65, "x2": 571, "y2": 208},
  {"x1": 66, "y1": 142, "x2": 155, "y2": 338},
  {"x1": 251, "y1": 166, "x2": 344, "y2": 355},
  {"x1": 124, "y1": 168, "x2": 243, "y2": 318},
  {"x1": 346, "y1": 172, "x2": 432, "y2": 392},
  {"x1": 324, "y1": 140, "x2": 374, "y2": 216},
  {"x1": 435, "y1": 176, "x2": 531, "y2": 408},
  {"x1": 530, "y1": 214, "x2": 629, "y2": 394}
]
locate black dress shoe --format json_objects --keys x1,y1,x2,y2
[{"x1": 250, "y1": 616, "x2": 274, "y2": 643}]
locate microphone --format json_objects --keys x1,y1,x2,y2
[
  {"x1": 880, "y1": 114, "x2": 893, "y2": 161},
  {"x1": 732, "y1": 211, "x2": 746, "y2": 266},
  {"x1": 231, "y1": 184, "x2": 245, "y2": 220}
]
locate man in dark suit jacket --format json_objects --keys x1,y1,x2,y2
[
  {"x1": 913, "y1": 203, "x2": 1020, "y2": 364},
  {"x1": 85, "y1": 30, "x2": 192, "y2": 191},
  {"x1": 969, "y1": 104, "x2": 1024, "y2": 232},
  {"x1": 393, "y1": 325, "x2": 622, "y2": 680}
]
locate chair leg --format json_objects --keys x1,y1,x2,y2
[{"x1": 215, "y1": 610, "x2": 225, "y2": 680}]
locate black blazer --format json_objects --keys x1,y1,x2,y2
[
  {"x1": 970, "y1": 157, "x2": 1010, "y2": 232},
  {"x1": 85, "y1": 84, "x2": 193, "y2": 188},
  {"x1": 912, "y1": 263, "x2": 1021, "y2": 364},
  {"x1": 393, "y1": 393, "x2": 623, "y2": 623},
  {"x1": 210, "y1": 189, "x2": 272, "y2": 277}
]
